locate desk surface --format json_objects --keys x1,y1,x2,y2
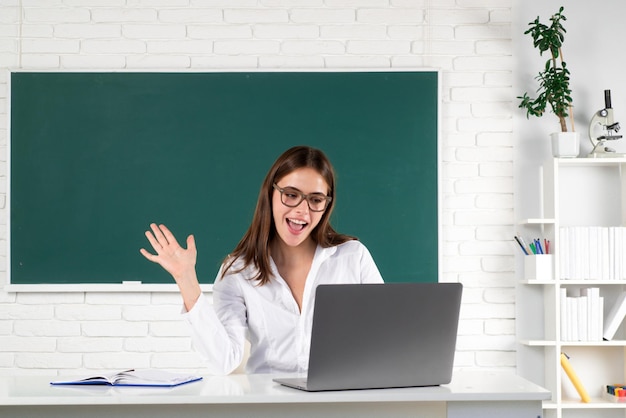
[{"x1": 0, "y1": 370, "x2": 550, "y2": 406}]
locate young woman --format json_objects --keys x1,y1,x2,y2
[{"x1": 140, "y1": 146, "x2": 383, "y2": 375}]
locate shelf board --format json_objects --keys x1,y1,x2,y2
[
  {"x1": 518, "y1": 279, "x2": 626, "y2": 286},
  {"x1": 519, "y1": 218, "x2": 556, "y2": 225},
  {"x1": 522, "y1": 339, "x2": 626, "y2": 347},
  {"x1": 519, "y1": 279, "x2": 557, "y2": 285},
  {"x1": 555, "y1": 157, "x2": 626, "y2": 166},
  {"x1": 520, "y1": 339, "x2": 557, "y2": 347},
  {"x1": 560, "y1": 397, "x2": 626, "y2": 409},
  {"x1": 561, "y1": 340, "x2": 626, "y2": 347},
  {"x1": 556, "y1": 280, "x2": 626, "y2": 285}
]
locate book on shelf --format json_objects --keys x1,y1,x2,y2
[
  {"x1": 560, "y1": 287, "x2": 604, "y2": 342},
  {"x1": 603, "y1": 291, "x2": 626, "y2": 341},
  {"x1": 560, "y1": 353, "x2": 590, "y2": 403},
  {"x1": 559, "y1": 226, "x2": 626, "y2": 280},
  {"x1": 50, "y1": 369, "x2": 202, "y2": 387},
  {"x1": 581, "y1": 287, "x2": 603, "y2": 341}
]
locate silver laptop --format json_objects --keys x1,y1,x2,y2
[{"x1": 274, "y1": 282, "x2": 463, "y2": 392}]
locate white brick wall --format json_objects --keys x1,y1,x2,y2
[{"x1": 0, "y1": 1, "x2": 517, "y2": 376}]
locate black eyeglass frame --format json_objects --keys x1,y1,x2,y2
[{"x1": 272, "y1": 183, "x2": 332, "y2": 212}]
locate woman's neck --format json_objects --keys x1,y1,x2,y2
[{"x1": 271, "y1": 237, "x2": 317, "y2": 268}]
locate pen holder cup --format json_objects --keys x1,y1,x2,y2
[{"x1": 524, "y1": 254, "x2": 554, "y2": 281}]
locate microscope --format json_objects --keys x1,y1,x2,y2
[{"x1": 588, "y1": 90, "x2": 624, "y2": 157}]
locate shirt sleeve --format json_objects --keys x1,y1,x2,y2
[
  {"x1": 358, "y1": 242, "x2": 385, "y2": 284},
  {"x1": 182, "y1": 270, "x2": 247, "y2": 375}
]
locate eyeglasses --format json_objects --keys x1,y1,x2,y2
[{"x1": 273, "y1": 183, "x2": 332, "y2": 212}]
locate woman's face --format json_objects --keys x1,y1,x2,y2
[{"x1": 272, "y1": 167, "x2": 329, "y2": 249}]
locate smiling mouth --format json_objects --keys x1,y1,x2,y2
[{"x1": 287, "y1": 218, "x2": 308, "y2": 232}]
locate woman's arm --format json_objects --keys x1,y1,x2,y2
[{"x1": 141, "y1": 223, "x2": 247, "y2": 374}]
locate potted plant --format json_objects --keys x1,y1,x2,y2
[{"x1": 518, "y1": 6, "x2": 579, "y2": 157}]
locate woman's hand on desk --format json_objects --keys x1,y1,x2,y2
[{"x1": 140, "y1": 223, "x2": 201, "y2": 310}]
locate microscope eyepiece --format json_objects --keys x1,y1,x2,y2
[{"x1": 605, "y1": 89, "x2": 613, "y2": 109}]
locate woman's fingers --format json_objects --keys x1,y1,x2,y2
[
  {"x1": 145, "y1": 223, "x2": 183, "y2": 253},
  {"x1": 149, "y1": 223, "x2": 170, "y2": 247},
  {"x1": 186, "y1": 234, "x2": 196, "y2": 255},
  {"x1": 139, "y1": 247, "x2": 156, "y2": 261},
  {"x1": 143, "y1": 228, "x2": 162, "y2": 253},
  {"x1": 158, "y1": 224, "x2": 181, "y2": 248},
  {"x1": 141, "y1": 223, "x2": 193, "y2": 260}
]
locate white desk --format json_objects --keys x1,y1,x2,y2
[{"x1": 0, "y1": 371, "x2": 550, "y2": 418}]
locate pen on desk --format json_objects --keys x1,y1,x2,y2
[{"x1": 514, "y1": 236, "x2": 529, "y2": 255}]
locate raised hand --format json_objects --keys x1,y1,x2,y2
[{"x1": 140, "y1": 223, "x2": 201, "y2": 309}]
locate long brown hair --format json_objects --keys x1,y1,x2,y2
[{"x1": 220, "y1": 145, "x2": 355, "y2": 285}]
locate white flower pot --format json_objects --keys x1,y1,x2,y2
[{"x1": 550, "y1": 132, "x2": 580, "y2": 158}]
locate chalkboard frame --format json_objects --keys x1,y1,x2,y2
[{"x1": 7, "y1": 69, "x2": 441, "y2": 290}]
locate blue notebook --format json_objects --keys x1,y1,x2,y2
[{"x1": 50, "y1": 369, "x2": 202, "y2": 387}]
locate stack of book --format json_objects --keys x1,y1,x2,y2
[
  {"x1": 560, "y1": 287, "x2": 604, "y2": 341},
  {"x1": 559, "y1": 226, "x2": 626, "y2": 280}
]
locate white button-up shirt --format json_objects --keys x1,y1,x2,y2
[{"x1": 183, "y1": 240, "x2": 384, "y2": 375}]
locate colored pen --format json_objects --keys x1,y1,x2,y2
[
  {"x1": 514, "y1": 236, "x2": 529, "y2": 255},
  {"x1": 535, "y1": 239, "x2": 544, "y2": 254},
  {"x1": 545, "y1": 240, "x2": 550, "y2": 255},
  {"x1": 518, "y1": 236, "x2": 531, "y2": 254},
  {"x1": 529, "y1": 242, "x2": 537, "y2": 254}
]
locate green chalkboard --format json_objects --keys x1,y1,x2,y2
[{"x1": 10, "y1": 71, "x2": 438, "y2": 285}]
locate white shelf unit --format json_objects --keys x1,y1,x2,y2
[{"x1": 517, "y1": 158, "x2": 626, "y2": 418}]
